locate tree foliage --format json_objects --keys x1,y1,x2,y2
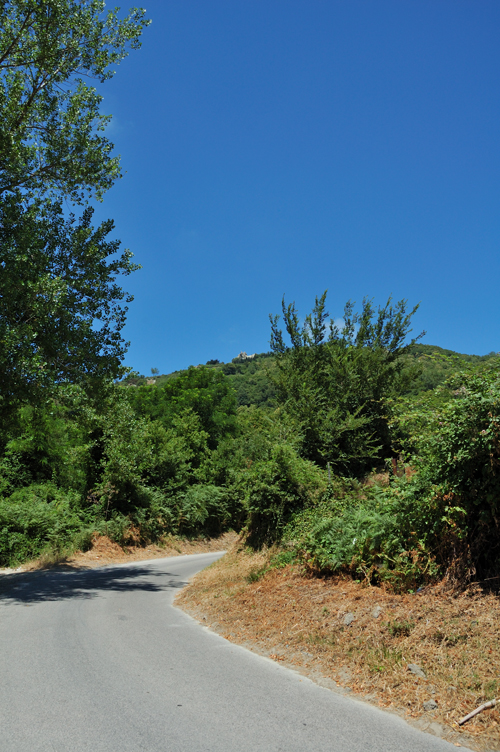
[
  {"x1": 127, "y1": 366, "x2": 239, "y2": 449},
  {"x1": 0, "y1": 0, "x2": 149, "y2": 203},
  {"x1": 0, "y1": 1, "x2": 148, "y2": 418},
  {"x1": 269, "y1": 292, "x2": 424, "y2": 474},
  {"x1": 0, "y1": 196, "x2": 138, "y2": 419},
  {"x1": 395, "y1": 365, "x2": 500, "y2": 583}
]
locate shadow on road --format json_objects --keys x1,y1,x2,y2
[{"x1": 0, "y1": 564, "x2": 186, "y2": 605}]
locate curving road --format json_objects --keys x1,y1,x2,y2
[{"x1": 0, "y1": 553, "x2": 467, "y2": 752}]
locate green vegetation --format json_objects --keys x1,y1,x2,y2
[
  {"x1": 0, "y1": 1, "x2": 149, "y2": 423},
  {"x1": 3, "y1": 282, "x2": 499, "y2": 588},
  {"x1": 404, "y1": 343, "x2": 498, "y2": 395},
  {"x1": 125, "y1": 352, "x2": 277, "y2": 408},
  {"x1": 269, "y1": 292, "x2": 424, "y2": 475},
  {"x1": 0, "y1": 0, "x2": 149, "y2": 203},
  {"x1": 2, "y1": 4, "x2": 499, "y2": 590},
  {"x1": 281, "y1": 355, "x2": 500, "y2": 590},
  {"x1": 0, "y1": 199, "x2": 138, "y2": 423}
]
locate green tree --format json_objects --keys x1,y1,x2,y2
[
  {"x1": 0, "y1": 0, "x2": 149, "y2": 203},
  {"x1": 127, "y1": 366, "x2": 238, "y2": 450},
  {"x1": 270, "y1": 292, "x2": 423, "y2": 474},
  {"x1": 0, "y1": 1, "x2": 148, "y2": 418},
  {"x1": 0, "y1": 196, "x2": 138, "y2": 420}
]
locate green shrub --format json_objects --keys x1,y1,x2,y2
[
  {"x1": 388, "y1": 620, "x2": 415, "y2": 637},
  {"x1": 284, "y1": 366, "x2": 500, "y2": 589},
  {"x1": 173, "y1": 484, "x2": 235, "y2": 536},
  {"x1": 244, "y1": 443, "x2": 327, "y2": 546},
  {"x1": 388, "y1": 366, "x2": 500, "y2": 581},
  {"x1": 283, "y1": 476, "x2": 442, "y2": 590},
  {"x1": 0, "y1": 483, "x2": 87, "y2": 566},
  {"x1": 407, "y1": 368, "x2": 500, "y2": 582}
]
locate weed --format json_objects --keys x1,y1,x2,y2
[
  {"x1": 246, "y1": 565, "x2": 268, "y2": 583},
  {"x1": 307, "y1": 632, "x2": 336, "y2": 648},
  {"x1": 483, "y1": 679, "x2": 499, "y2": 699},
  {"x1": 388, "y1": 619, "x2": 415, "y2": 637},
  {"x1": 366, "y1": 645, "x2": 403, "y2": 674},
  {"x1": 431, "y1": 630, "x2": 467, "y2": 646},
  {"x1": 271, "y1": 550, "x2": 296, "y2": 568}
]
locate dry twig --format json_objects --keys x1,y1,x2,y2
[{"x1": 459, "y1": 700, "x2": 497, "y2": 726}]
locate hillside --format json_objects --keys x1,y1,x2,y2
[
  {"x1": 122, "y1": 344, "x2": 499, "y2": 406},
  {"x1": 123, "y1": 351, "x2": 278, "y2": 407},
  {"x1": 405, "y1": 344, "x2": 498, "y2": 394}
]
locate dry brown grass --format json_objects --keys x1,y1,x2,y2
[
  {"x1": 177, "y1": 542, "x2": 500, "y2": 751},
  {"x1": 0, "y1": 531, "x2": 238, "y2": 573}
]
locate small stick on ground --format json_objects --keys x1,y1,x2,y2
[{"x1": 459, "y1": 699, "x2": 497, "y2": 726}]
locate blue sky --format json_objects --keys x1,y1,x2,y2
[{"x1": 93, "y1": 0, "x2": 500, "y2": 375}]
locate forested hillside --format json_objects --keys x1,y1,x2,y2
[
  {"x1": 1, "y1": 3, "x2": 500, "y2": 596},
  {"x1": 2, "y1": 284, "x2": 500, "y2": 596},
  {"x1": 121, "y1": 343, "x2": 499, "y2": 406},
  {"x1": 124, "y1": 352, "x2": 277, "y2": 408}
]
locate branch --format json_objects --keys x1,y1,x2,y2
[
  {"x1": 1, "y1": 159, "x2": 62, "y2": 193},
  {"x1": 9, "y1": 73, "x2": 48, "y2": 131},
  {"x1": 0, "y1": 10, "x2": 35, "y2": 68},
  {"x1": 459, "y1": 698, "x2": 497, "y2": 725}
]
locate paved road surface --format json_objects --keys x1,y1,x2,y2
[{"x1": 0, "y1": 553, "x2": 467, "y2": 751}]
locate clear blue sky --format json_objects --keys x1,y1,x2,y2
[{"x1": 93, "y1": 0, "x2": 500, "y2": 375}]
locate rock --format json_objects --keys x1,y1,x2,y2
[
  {"x1": 343, "y1": 613, "x2": 355, "y2": 626},
  {"x1": 408, "y1": 663, "x2": 427, "y2": 679},
  {"x1": 371, "y1": 606, "x2": 383, "y2": 618},
  {"x1": 423, "y1": 699, "x2": 438, "y2": 711}
]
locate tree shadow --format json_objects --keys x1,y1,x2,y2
[{"x1": 0, "y1": 564, "x2": 187, "y2": 605}]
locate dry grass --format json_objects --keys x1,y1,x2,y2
[
  {"x1": 177, "y1": 542, "x2": 500, "y2": 751},
  {"x1": 0, "y1": 531, "x2": 238, "y2": 573}
]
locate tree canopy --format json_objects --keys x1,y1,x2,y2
[
  {"x1": 0, "y1": 0, "x2": 149, "y2": 203},
  {"x1": 269, "y1": 292, "x2": 424, "y2": 473},
  {"x1": 0, "y1": 196, "x2": 138, "y2": 418},
  {"x1": 127, "y1": 366, "x2": 239, "y2": 450},
  {"x1": 0, "y1": 2, "x2": 149, "y2": 418}
]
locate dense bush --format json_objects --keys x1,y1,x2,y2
[
  {"x1": 284, "y1": 364, "x2": 500, "y2": 589},
  {"x1": 284, "y1": 478, "x2": 442, "y2": 591},
  {"x1": 2, "y1": 284, "x2": 498, "y2": 587},
  {"x1": 126, "y1": 366, "x2": 238, "y2": 448},
  {"x1": 0, "y1": 483, "x2": 89, "y2": 566},
  {"x1": 243, "y1": 443, "x2": 326, "y2": 546},
  {"x1": 399, "y1": 367, "x2": 500, "y2": 582}
]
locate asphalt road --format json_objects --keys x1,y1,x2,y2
[{"x1": 0, "y1": 553, "x2": 468, "y2": 752}]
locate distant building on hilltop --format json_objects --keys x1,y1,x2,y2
[{"x1": 236, "y1": 351, "x2": 256, "y2": 361}]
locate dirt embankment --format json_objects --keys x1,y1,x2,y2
[
  {"x1": 0, "y1": 531, "x2": 238, "y2": 574},
  {"x1": 176, "y1": 543, "x2": 500, "y2": 752}
]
